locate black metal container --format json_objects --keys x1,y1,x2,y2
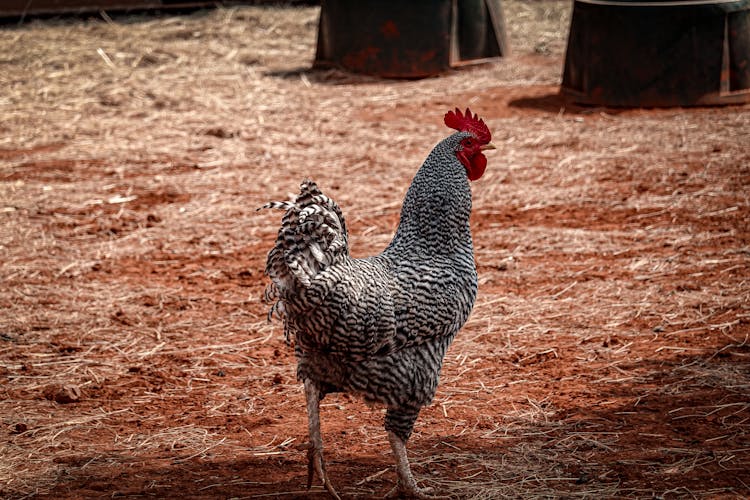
[
  {"x1": 561, "y1": 0, "x2": 750, "y2": 106},
  {"x1": 314, "y1": 0, "x2": 507, "y2": 78}
]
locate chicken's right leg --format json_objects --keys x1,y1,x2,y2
[{"x1": 304, "y1": 379, "x2": 341, "y2": 500}]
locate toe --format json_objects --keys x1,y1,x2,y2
[{"x1": 385, "y1": 484, "x2": 449, "y2": 499}]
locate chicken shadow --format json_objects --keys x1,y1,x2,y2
[{"x1": 264, "y1": 66, "x2": 400, "y2": 86}]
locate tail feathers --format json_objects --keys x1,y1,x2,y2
[{"x1": 261, "y1": 180, "x2": 349, "y2": 310}]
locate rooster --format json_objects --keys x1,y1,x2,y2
[{"x1": 261, "y1": 108, "x2": 494, "y2": 498}]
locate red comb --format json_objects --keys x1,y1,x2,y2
[{"x1": 444, "y1": 107, "x2": 491, "y2": 144}]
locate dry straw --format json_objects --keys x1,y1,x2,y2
[{"x1": 1, "y1": 0, "x2": 749, "y2": 498}]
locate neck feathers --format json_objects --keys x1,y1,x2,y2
[{"x1": 386, "y1": 135, "x2": 474, "y2": 256}]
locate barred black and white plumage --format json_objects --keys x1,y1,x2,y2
[{"x1": 260, "y1": 108, "x2": 494, "y2": 498}]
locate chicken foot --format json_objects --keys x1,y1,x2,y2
[
  {"x1": 304, "y1": 379, "x2": 342, "y2": 500},
  {"x1": 385, "y1": 431, "x2": 449, "y2": 499}
]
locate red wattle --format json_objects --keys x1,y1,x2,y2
[{"x1": 467, "y1": 153, "x2": 487, "y2": 181}]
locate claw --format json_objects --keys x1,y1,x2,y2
[
  {"x1": 385, "y1": 483, "x2": 450, "y2": 499},
  {"x1": 306, "y1": 445, "x2": 342, "y2": 499}
]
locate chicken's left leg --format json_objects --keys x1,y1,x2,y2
[
  {"x1": 385, "y1": 409, "x2": 449, "y2": 499},
  {"x1": 304, "y1": 378, "x2": 341, "y2": 500},
  {"x1": 385, "y1": 431, "x2": 450, "y2": 499}
]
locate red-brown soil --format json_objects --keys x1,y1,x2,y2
[{"x1": 1, "y1": 3, "x2": 748, "y2": 499}]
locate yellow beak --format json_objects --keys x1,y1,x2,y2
[{"x1": 480, "y1": 142, "x2": 496, "y2": 151}]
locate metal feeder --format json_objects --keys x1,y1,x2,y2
[
  {"x1": 313, "y1": 0, "x2": 508, "y2": 78},
  {"x1": 561, "y1": 0, "x2": 750, "y2": 107}
]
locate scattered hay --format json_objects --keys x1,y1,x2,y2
[{"x1": 1, "y1": 0, "x2": 749, "y2": 498}]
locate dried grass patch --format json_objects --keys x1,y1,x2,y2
[{"x1": 1, "y1": 0, "x2": 749, "y2": 498}]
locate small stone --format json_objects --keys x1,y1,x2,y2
[{"x1": 43, "y1": 384, "x2": 82, "y2": 404}]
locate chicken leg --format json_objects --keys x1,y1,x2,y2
[
  {"x1": 304, "y1": 379, "x2": 341, "y2": 500},
  {"x1": 386, "y1": 431, "x2": 449, "y2": 499}
]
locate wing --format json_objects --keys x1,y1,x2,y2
[
  {"x1": 288, "y1": 256, "x2": 399, "y2": 360},
  {"x1": 389, "y1": 255, "x2": 478, "y2": 348}
]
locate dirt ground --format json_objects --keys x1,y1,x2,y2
[{"x1": 1, "y1": 2, "x2": 749, "y2": 499}]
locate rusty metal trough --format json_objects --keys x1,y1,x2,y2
[
  {"x1": 313, "y1": 0, "x2": 508, "y2": 78},
  {"x1": 561, "y1": 0, "x2": 750, "y2": 107}
]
